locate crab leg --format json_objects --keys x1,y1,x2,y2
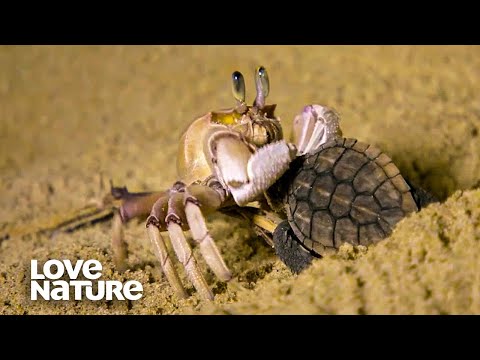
[
  {"x1": 165, "y1": 192, "x2": 214, "y2": 301},
  {"x1": 107, "y1": 185, "x2": 168, "y2": 272},
  {"x1": 147, "y1": 225, "x2": 188, "y2": 299},
  {"x1": 110, "y1": 185, "x2": 167, "y2": 222},
  {"x1": 184, "y1": 185, "x2": 232, "y2": 282},
  {"x1": 146, "y1": 193, "x2": 188, "y2": 299},
  {"x1": 111, "y1": 211, "x2": 129, "y2": 272},
  {"x1": 230, "y1": 206, "x2": 285, "y2": 248}
]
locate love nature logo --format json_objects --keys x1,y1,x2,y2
[{"x1": 30, "y1": 259, "x2": 143, "y2": 301}]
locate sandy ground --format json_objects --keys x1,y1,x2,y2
[{"x1": 0, "y1": 45, "x2": 479, "y2": 315}]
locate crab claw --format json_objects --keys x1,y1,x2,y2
[
  {"x1": 220, "y1": 140, "x2": 297, "y2": 206},
  {"x1": 242, "y1": 140, "x2": 297, "y2": 204},
  {"x1": 293, "y1": 104, "x2": 343, "y2": 156}
]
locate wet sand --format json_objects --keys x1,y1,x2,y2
[{"x1": 1, "y1": 45, "x2": 479, "y2": 314}]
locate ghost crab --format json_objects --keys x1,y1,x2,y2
[{"x1": 106, "y1": 66, "x2": 341, "y2": 300}]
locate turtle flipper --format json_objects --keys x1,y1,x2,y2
[
  {"x1": 273, "y1": 220, "x2": 317, "y2": 274},
  {"x1": 404, "y1": 178, "x2": 439, "y2": 210}
]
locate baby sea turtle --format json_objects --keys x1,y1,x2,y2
[{"x1": 270, "y1": 112, "x2": 437, "y2": 274}]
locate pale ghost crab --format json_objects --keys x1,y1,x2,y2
[{"x1": 106, "y1": 67, "x2": 341, "y2": 300}]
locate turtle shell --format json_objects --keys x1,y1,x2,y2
[{"x1": 285, "y1": 137, "x2": 418, "y2": 256}]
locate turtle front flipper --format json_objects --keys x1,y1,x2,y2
[
  {"x1": 273, "y1": 220, "x2": 318, "y2": 274},
  {"x1": 404, "y1": 178, "x2": 439, "y2": 210}
]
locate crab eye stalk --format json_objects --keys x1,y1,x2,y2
[
  {"x1": 232, "y1": 71, "x2": 247, "y2": 114},
  {"x1": 254, "y1": 66, "x2": 270, "y2": 109},
  {"x1": 232, "y1": 71, "x2": 246, "y2": 102}
]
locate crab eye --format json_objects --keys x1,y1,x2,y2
[
  {"x1": 231, "y1": 71, "x2": 246, "y2": 103},
  {"x1": 256, "y1": 66, "x2": 269, "y2": 98}
]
